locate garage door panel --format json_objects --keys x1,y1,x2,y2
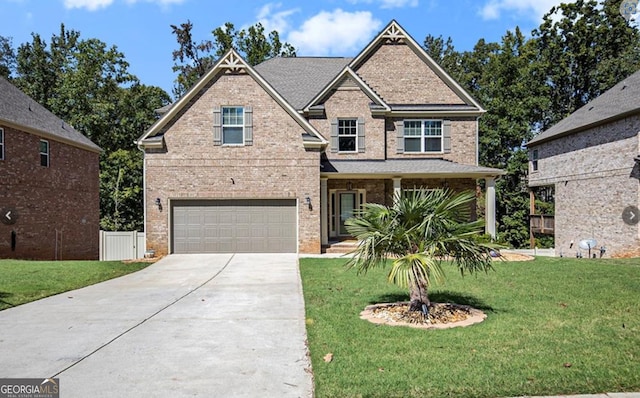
[{"x1": 172, "y1": 199, "x2": 296, "y2": 253}]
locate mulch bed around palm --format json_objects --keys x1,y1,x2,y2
[{"x1": 361, "y1": 302, "x2": 486, "y2": 330}]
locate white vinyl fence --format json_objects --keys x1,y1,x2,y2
[{"x1": 99, "y1": 231, "x2": 146, "y2": 261}]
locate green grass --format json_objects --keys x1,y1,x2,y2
[
  {"x1": 300, "y1": 257, "x2": 640, "y2": 398},
  {"x1": 0, "y1": 259, "x2": 151, "y2": 311}
]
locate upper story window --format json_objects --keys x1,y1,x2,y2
[
  {"x1": 222, "y1": 106, "x2": 244, "y2": 145},
  {"x1": 404, "y1": 120, "x2": 442, "y2": 153},
  {"x1": 40, "y1": 139, "x2": 49, "y2": 167},
  {"x1": 532, "y1": 149, "x2": 539, "y2": 171},
  {"x1": 213, "y1": 106, "x2": 253, "y2": 146},
  {"x1": 330, "y1": 117, "x2": 365, "y2": 154},
  {"x1": 338, "y1": 119, "x2": 357, "y2": 152},
  {"x1": 0, "y1": 128, "x2": 4, "y2": 160}
]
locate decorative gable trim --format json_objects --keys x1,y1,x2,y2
[
  {"x1": 381, "y1": 22, "x2": 406, "y2": 43},
  {"x1": 349, "y1": 20, "x2": 485, "y2": 114},
  {"x1": 137, "y1": 49, "x2": 327, "y2": 150},
  {"x1": 303, "y1": 67, "x2": 390, "y2": 115}
]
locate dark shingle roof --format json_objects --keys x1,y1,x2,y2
[
  {"x1": 254, "y1": 57, "x2": 352, "y2": 110},
  {"x1": 528, "y1": 69, "x2": 640, "y2": 146},
  {"x1": 321, "y1": 158, "x2": 504, "y2": 177},
  {"x1": 0, "y1": 77, "x2": 100, "y2": 152}
]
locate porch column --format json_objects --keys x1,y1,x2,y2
[
  {"x1": 485, "y1": 177, "x2": 496, "y2": 238},
  {"x1": 321, "y1": 178, "x2": 328, "y2": 246},
  {"x1": 393, "y1": 177, "x2": 402, "y2": 204}
]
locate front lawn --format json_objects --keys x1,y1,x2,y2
[
  {"x1": 0, "y1": 259, "x2": 151, "y2": 310},
  {"x1": 300, "y1": 257, "x2": 640, "y2": 398}
]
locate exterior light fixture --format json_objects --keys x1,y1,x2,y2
[
  {"x1": 155, "y1": 197, "x2": 163, "y2": 211},
  {"x1": 305, "y1": 196, "x2": 312, "y2": 210}
]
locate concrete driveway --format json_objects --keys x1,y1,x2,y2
[{"x1": 0, "y1": 254, "x2": 313, "y2": 397}]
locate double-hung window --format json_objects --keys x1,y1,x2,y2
[
  {"x1": 0, "y1": 128, "x2": 4, "y2": 160},
  {"x1": 338, "y1": 119, "x2": 357, "y2": 152},
  {"x1": 222, "y1": 106, "x2": 244, "y2": 145},
  {"x1": 40, "y1": 140, "x2": 49, "y2": 167},
  {"x1": 404, "y1": 120, "x2": 443, "y2": 153},
  {"x1": 532, "y1": 149, "x2": 539, "y2": 172}
]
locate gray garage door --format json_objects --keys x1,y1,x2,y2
[{"x1": 171, "y1": 199, "x2": 297, "y2": 253}]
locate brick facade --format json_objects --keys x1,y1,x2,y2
[
  {"x1": 144, "y1": 73, "x2": 321, "y2": 256},
  {"x1": 0, "y1": 126, "x2": 100, "y2": 260},
  {"x1": 528, "y1": 116, "x2": 640, "y2": 257},
  {"x1": 354, "y1": 44, "x2": 465, "y2": 105}
]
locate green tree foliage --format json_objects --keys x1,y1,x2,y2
[
  {"x1": 99, "y1": 149, "x2": 144, "y2": 231},
  {"x1": 345, "y1": 189, "x2": 495, "y2": 311},
  {"x1": 533, "y1": 0, "x2": 640, "y2": 128},
  {"x1": 0, "y1": 36, "x2": 16, "y2": 79},
  {"x1": 11, "y1": 24, "x2": 171, "y2": 231},
  {"x1": 171, "y1": 21, "x2": 296, "y2": 98},
  {"x1": 425, "y1": 0, "x2": 640, "y2": 248}
]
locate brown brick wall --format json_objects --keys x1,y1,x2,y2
[
  {"x1": 354, "y1": 43, "x2": 466, "y2": 105},
  {"x1": 144, "y1": 72, "x2": 321, "y2": 255},
  {"x1": 385, "y1": 117, "x2": 477, "y2": 164},
  {"x1": 309, "y1": 69, "x2": 478, "y2": 165},
  {"x1": 0, "y1": 126, "x2": 100, "y2": 260},
  {"x1": 528, "y1": 116, "x2": 640, "y2": 257},
  {"x1": 310, "y1": 84, "x2": 386, "y2": 160}
]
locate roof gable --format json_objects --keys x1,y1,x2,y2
[
  {"x1": 349, "y1": 20, "x2": 484, "y2": 112},
  {"x1": 303, "y1": 67, "x2": 390, "y2": 114},
  {"x1": 0, "y1": 77, "x2": 101, "y2": 153},
  {"x1": 528, "y1": 69, "x2": 640, "y2": 146},
  {"x1": 138, "y1": 50, "x2": 327, "y2": 149}
]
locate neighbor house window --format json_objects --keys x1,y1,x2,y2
[
  {"x1": 222, "y1": 106, "x2": 244, "y2": 145},
  {"x1": 404, "y1": 120, "x2": 442, "y2": 153},
  {"x1": 40, "y1": 139, "x2": 49, "y2": 167},
  {"x1": 0, "y1": 128, "x2": 4, "y2": 160},
  {"x1": 338, "y1": 119, "x2": 357, "y2": 152},
  {"x1": 532, "y1": 149, "x2": 539, "y2": 171}
]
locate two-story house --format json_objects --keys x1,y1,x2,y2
[
  {"x1": 0, "y1": 77, "x2": 101, "y2": 260},
  {"x1": 137, "y1": 20, "x2": 504, "y2": 255},
  {"x1": 527, "y1": 69, "x2": 640, "y2": 258}
]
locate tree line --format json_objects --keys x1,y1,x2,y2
[{"x1": 1, "y1": 0, "x2": 638, "y2": 248}]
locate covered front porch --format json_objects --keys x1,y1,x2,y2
[{"x1": 319, "y1": 159, "x2": 504, "y2": 249}]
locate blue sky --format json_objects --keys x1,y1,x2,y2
[{"x1": 1, "y1": 0, "x2": 575, "y2": 95}]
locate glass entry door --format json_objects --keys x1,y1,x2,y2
[{"x1": 339, "y1": 192, "x2": 357, "y2": 236}]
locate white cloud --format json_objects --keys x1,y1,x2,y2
[
  {"x1": 478, "y1": 0, "x2": 573, "y2": 21},
  {"x1": 63, "y1": 0, "x2": 113, "y2": 11},
  {"x1": 256, "y1": 3, "x2": 299, "y2": 34},
  {"x1": 63, "y1": 0, "x2": 185, "y2": 11},
  {"x1": 346, "y1": 0, "x2": 419, "y2": 9},
  {"x1": 287, "y1": 9, "x2": 382, "y2": 56}
]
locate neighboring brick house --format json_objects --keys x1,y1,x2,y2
[
  {"x1": 137, "y1": 20, "x2": 504, "y2": 255},
  {"x1": 527, "y1": 69, "x2": 640, "y2": 258},
  {"x1": 0, "y1": 77, "x2": 101, "y2": 260}
]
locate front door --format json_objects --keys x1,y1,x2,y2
[{"x1": 339, "y1": 192, "x2": 357, "y2": 236}]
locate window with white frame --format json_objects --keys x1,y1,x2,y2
[
  {"x1": 0, "y1": 128, "x2": 4, "y2": 160},
  {"x1": 338, "y1": 119, "x2": 357, "y2": 152},
  {"x1": 404, "y1": 120, "x2": 443, "y2": 153},
  {"x1": 222, "y1": 106, "x2": 244, "y2": 145},
  {"x1": 40, "y1": 139, "x2": 49, "y2": 167}
]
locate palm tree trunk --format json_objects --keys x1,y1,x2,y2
[{"x1": 409, "y1": 278, "x2": 430, "y2": 312}]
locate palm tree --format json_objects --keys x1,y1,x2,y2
[{"x1": 344, "y1": 188, "x2": 495, "y2": 313}]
